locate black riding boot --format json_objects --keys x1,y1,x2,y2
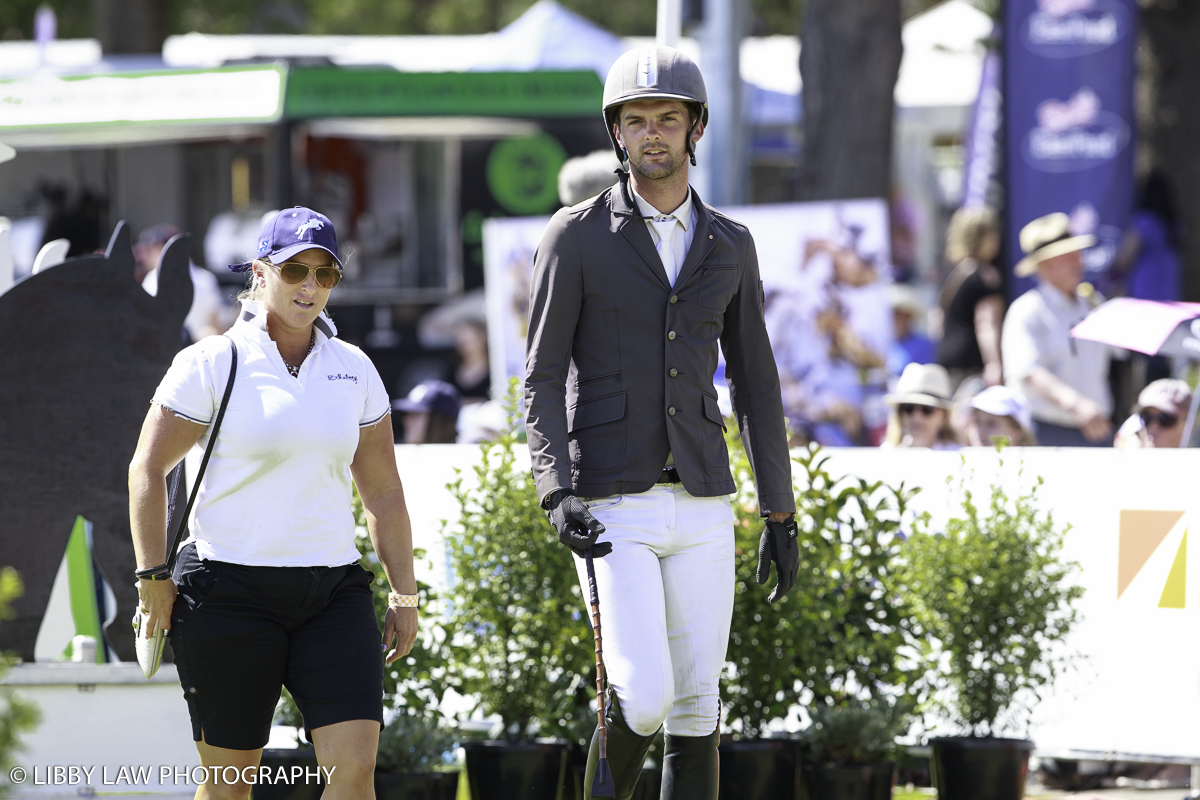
[
  {"x1": 660, "y1": 726, "x2": 719, "y2": 800},
  {"x1": 584, "y1": 691, "x2": 659, "y2": 800}
]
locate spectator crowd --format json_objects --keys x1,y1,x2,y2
[{"x1": 876, "y1": 173, "x2": 1190, "y2": 450}]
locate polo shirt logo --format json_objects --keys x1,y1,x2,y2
[{"x1": 328, "y1": 373, "x2": 358, "y2": 384}]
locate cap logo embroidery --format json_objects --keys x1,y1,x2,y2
[
  {"x1": 296, "y1": 219, "x2": 324, "y2": 237},
  {"x1": 637, "y1": 50, "x2": 658, "y2": 88}
]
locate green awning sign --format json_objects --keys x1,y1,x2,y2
[{"x1": 284, "y1": 68, "x2": 603, "y2": 120}]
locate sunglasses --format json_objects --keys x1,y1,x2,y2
[
  {"x1": 269, "y1": 261, "x2": 342, "y2": 289},
  {"x1": 898, "y1": 403, "x2": 939, "y2": 417},
  {"x1": 1140, "y1": 410, "x2": 1180, "y2": 428}
]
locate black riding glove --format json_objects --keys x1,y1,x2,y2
[
  {"x1": 756, "y1": 516, "x2": 798, "y2": 604},
  {"x1": 546, "y1": 490, "x2": 612, "y2": 558}
]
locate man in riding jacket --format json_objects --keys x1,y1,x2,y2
[{"x1": 525, "y1": 45, "x2": 798, "y2": 800}]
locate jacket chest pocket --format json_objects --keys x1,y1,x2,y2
[{"x1": 695, "y1": 265, "x2": 739, "y2": 312}]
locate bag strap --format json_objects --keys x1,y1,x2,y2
[{"x1": 165, "y1": 336, "x2": 238, "y2": 572}]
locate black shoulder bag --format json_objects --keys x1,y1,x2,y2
[{"x1": 134, "y1": 337, "x2": 238, "y2": 678}]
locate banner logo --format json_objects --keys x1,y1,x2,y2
[
  {"x1": 1022, "y1": 0, "x2": 1130, "y2": 58},
  {"x1": 1067, "y1": 201, "x2": 1121, "y2": 272},
  {"x1": 1118, "y1": 510, "x2": 1187, "y2": 609},
  {"x1": 1021, "y1": 88, "x2": 1130, "y2": 173}
]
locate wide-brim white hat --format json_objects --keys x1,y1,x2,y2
[{"x1": 884, "y1": 363, "x2": 953, "y2": 408}]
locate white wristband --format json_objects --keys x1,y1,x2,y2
[{"x1": 388, "y1": 591, "x2": 418, "y2": 609}]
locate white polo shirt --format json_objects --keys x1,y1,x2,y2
[
  {"x1": 1001, "y1": 280, "x2": 1114, "y2": 427},
  {"x1": 152, "y1": 301, "x2": 390, "y2": 566}
]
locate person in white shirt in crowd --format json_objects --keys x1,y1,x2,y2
[
  {"x1": 136, "y1": 224, "x2": 228, "y2": 342},
  {"x1": 882, "y1": 363, "x2": 959, "y2": 449},
  {"x1": 1114, "y1": 378, "x2": 1192, "y2": 449},
  {"x1": 129, "y1": 207, "x2": 418, "y2": 800},
  {"x1": 1001, "y1": 212, "x2": 1117, "y2": 446},
  {"x1": 967, "y1": 385, "x2": 1038, "y2": 447}
]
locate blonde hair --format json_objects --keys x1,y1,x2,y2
[
  {"x1": 944, "y1": 207, "x2": 1000, "y2": 264},
  {"x1": 237, "y1": 257, "x2": 271, "y2": 304}
]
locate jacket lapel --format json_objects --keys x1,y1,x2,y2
[
  {"x1": 674, "y1": 194, "x2": 717, "y2": 290},
  {"x1": 611, "y1": 173, "x2": 672, "y2": 291}
]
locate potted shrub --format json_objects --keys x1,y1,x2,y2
[
  {"x1": 374, "y1": 714, "x2": 460, "y2": 800},
  {"x1": 798, "y1": 699, "x2": 906, "y2": 800},
  {"x1": 720, "y1": 443, "x2": 922, "y2": 800},
  {"x1": 432, "y1": 382, "x2": 593, "y2": 800},
  {"x1": 902, "y1": 452, "x2": 1084, "y2": 800}
]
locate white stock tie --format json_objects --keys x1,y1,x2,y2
[{"x1": 649, "y1": 215, "x2": 680, "y2": 286}]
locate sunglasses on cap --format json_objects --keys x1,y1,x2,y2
[
  {"x1": 899, "y1": 403, "x2": 939, "y2": 417},
  {"x1": 268, "y1": 261, "x2": 342, "y2": 289},
  {"x1": 1140, "y1": 410, "x2": 1180, "y2": 428}
]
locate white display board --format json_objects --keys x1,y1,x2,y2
[{"x1": 396, "y1": 444, "x2": 1200, "y2": 760}]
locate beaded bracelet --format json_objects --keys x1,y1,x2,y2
[{"x1": 387, "y1": 592, "x2": 419, "y2": 609}]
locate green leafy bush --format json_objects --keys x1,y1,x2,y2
[
  {"x1": 723, "y1": 442, "x2": 922, "y2": 739},
  {"x1": 902, "y1": 453, "x2": 1083, "y2": 737},
  {"x1": 804, "y1": 697, "x2": 909, "y2": 766},
  {"x1": 436, "y1": 380, "x2": 595, "y2": 742},
  {"x1": 0, "y1": 568, "x2": 39, "y2": 795},
  {"x1": 375, "y1": 714, "x2": 457, "y2": 774}
]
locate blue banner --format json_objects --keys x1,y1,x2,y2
[
  {"x1": 963, "y1": 42, "x2": 1002, "y2": 209},
  {"x1": 1003, "y1": 0, "x2": 1138, "y2": 297}
]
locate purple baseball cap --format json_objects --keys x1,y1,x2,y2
[
  {"x1": 393, "y1": 380, "x2": 462, "y2": 418},
  {"x1": 229, "y1": 206, "x2": 343, "y2": 272}
]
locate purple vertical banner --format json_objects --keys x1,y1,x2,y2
[
  {"x1": 1003, "y1": 0, "x2": 1138, "y2": 297},
  {"x1": 963, "y1": 40, "x2": 1002, "y2": 209}
]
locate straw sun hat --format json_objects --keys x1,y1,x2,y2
[
  {"x1": 1014, "y1": 212, "x2": 1096, "y2": 278},
  {"x1": 884, "y1": 363, "x2": 953, "y2": 409}
]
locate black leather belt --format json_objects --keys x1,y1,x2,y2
[{"x1": 656, "y1": 466, "x2": 680, "y2": 484}]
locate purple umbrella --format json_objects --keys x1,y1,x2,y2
[{"x1": 1071, "y1": 298, "x2": 1200, "y2": 446}]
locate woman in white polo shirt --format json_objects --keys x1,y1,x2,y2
[{"x1": 129, "y1": 207, "x2": 417, "y2": 800}]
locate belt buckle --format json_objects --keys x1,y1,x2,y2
[{"x1": 658, "y1": 467, "x2": 679, "y2": 484}]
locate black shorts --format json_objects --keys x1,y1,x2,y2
[{"x1": 168, "y1": 543, "x2": 384, "y2": 751}]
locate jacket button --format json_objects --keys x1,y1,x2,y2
[
  {"x1": 669, "y1": 295, "x2": 678, "y2": 304},
  {"x1": 668, "y1": 330, "x2": 676, "y2": 340},
  {"x1": 668, "y1": 406, "x2": 676, "y2": 416},
  {"x1": 669, "y1": 368, "x2": 678, "y2": 377}
]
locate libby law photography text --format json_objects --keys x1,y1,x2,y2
[{"x1": 9, "y1": 764, "x2": 336, "y2": 787}]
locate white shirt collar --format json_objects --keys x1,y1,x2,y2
[
  {"x1": 630, "y1": 184, "x2": 694, "y2": 231},
  {"x1": 237, "y1": 300, "x2": 338, "y2": 344}
]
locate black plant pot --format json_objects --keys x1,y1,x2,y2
[
  {"x1": 462, "y1": 740, "x2": 568, "y2": 800},
  {"x1": 718, "y1": 738, "x2": 801, "y2": 800},
  {"x1": 252, "y1": 748, "x2": 324, "y2": 800},
  {"x1": 929, "y1": 737, "x2": 1034, "y2": 800},
  {"x1": 800, "y1": 762, "x2": 893, "y2": 800},
  {"x1": 375, "y1": 771, "x2": 460, "y2": 800}
]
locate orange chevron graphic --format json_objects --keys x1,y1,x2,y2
[{"x1": 1118, "y1": 510, "x2": 1185, "y2": 600}]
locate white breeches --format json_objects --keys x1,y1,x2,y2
[{"x1": 575, "y1": 484, "x2": 735, "y2": 737}]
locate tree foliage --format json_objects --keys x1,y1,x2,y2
[
  {"x1": 3, "y1": 0, "x2": 959, "y2": 42},
  {"x1": 723, "y1": 442, "x2": 922, "y2": 738},
  {"x1": 901, "y1": 455, "x2": 1084, "y2": 737}
]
